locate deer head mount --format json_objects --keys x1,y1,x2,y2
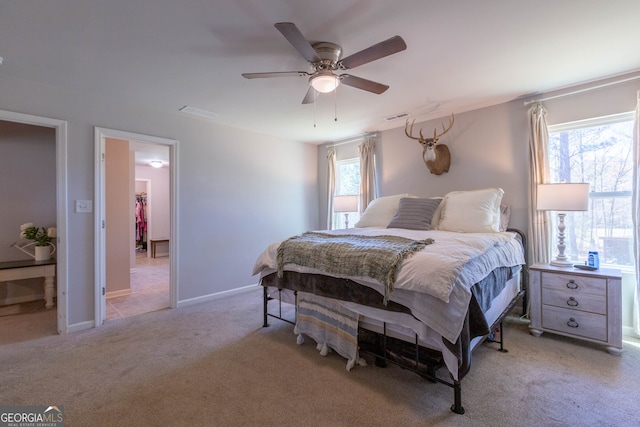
[{"x1": 404, "y1": 114, "x2": 455, "y2": 175}]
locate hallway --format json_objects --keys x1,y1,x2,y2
[{"x1": 106, "y1": 251, "x2": 169, "y2": 320}]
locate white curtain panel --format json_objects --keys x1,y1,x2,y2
[
  {"x1": 632, "y1": 90, "x2": 640, "y2": 336},
  {"x1": 326, "y1": 147, "x2": 336, "y2": 230},
  {"x1": 358, "y1": 135, "x2": 377, "y2": 214},
  {"x1": 527, "y1": 103, "x2": 552, "y2": 265}
]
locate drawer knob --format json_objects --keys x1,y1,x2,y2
[
  {"x1": 566, "y1": 279, "x2": 578, "y2": 290},
  {"x1": 566, "y1": 297, "x2": 579, "y2": 307},
  {"x1": 567, "y1": 317, "x2": 579, "y2": 328}
]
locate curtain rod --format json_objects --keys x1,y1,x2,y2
[
  {"x1": 324, "y1": 132, "x2": 377, "y2": 148},
  {"x1": 523, "y1": 74, "x2": 640, "y2": 106}
]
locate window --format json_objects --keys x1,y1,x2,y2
[
  {"x1": 547, "y1": 112, "x2": 634, "y2": 270},
  {"x1": 333, "y1": 158, "x2": 361, "y2": 229}
]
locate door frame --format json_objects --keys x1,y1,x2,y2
[
  {"x1": 94, "y1": 127, "x2": 178, "y2": 326},
  {"x1": 0, "y1": 109, "x2": 68, "y2": 334}
]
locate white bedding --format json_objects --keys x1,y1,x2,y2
[{"x1": 253, "y1": 228, "x2": 525, "y2": 343}]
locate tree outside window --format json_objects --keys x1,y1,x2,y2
[{"x1": 547, "y1": 112, "x2": 634, "y2": 269}]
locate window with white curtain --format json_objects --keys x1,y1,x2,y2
[
  {"x1": 332, "y1": 158, "x2": 361, "y2": 229},
  {"x1": 547, "y1": 112, "x2": 635, "y2": 271}
]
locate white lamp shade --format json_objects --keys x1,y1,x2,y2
[
  {"x1": 310, "y1": 72, "x2": 340, "y2": 93},
  {"x1": 537, "y1": 183, "x2": 589, "y2": 211},
  {"x1": 333, "y1": 195, "x2": 358, "y2": 213}
]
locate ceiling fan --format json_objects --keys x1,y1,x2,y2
[{"x1": 242, "y1": 22, "x2": 407, "y2": 104}]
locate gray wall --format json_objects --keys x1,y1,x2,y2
[
  {"x1": 318, "y1": 100, "x2": 529, "y2": 233},
  {"x1": 2, "y1": 65, "x2": 638, "y2": 330},
  {"x1": 318, "y1": 71, "x2": 640, "y2": 329},
  {"x1": 0, "y1": 73, "x2": 319, "y2": 328},
  {"x1": 319, "y1": 72, "x2": 640, "y2": 235},
  {"x1": 0, "y1": 121, "x2": 57, "y2": 262},
  {"x1": 0, "y1": 120, "x2": 57, "y2": 305}
]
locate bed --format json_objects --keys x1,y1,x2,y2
[{"x1": 252, "y1": 188, "x2": 527, "y2": 414}]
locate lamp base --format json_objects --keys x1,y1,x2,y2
[
  {"x1": 550, "y1": 258, "x2": 574, "y2": 268},
  {"x1": 550, "y1": 212, "x2": 574, "y2": 268}
]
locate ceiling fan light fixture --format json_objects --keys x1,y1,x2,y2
[{"x1": 310, "y1": 72, "x2": 340, "y2": 93}]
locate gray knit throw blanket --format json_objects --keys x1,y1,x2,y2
[{"x1": 277, "y1": 232, "x2": 435, "y2": 304}]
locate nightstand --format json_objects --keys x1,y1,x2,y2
[{"x1": 529, "y1": 263, "x2": 622, "y2": 355}]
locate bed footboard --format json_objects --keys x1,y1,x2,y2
[
  {"x1": 263, "y1": 285, "x2": 296, "y2": 327},
  {"x1": 356, "y1": 311, "x2": 472, "y2": 414},
  {"x1": 261, "y1": 280, "x2": 524, "y2": 415}
]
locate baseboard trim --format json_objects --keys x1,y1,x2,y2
[
  {"x1": 67, "y1": 320, "x2": 95, "y2": 333},
  {"x1": 107, "y1": 289, "x2": 132, "y2": 299},
  {"x1": 177, "y1": 284, "x2": 258, "y2": 308}
]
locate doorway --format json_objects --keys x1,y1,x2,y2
[
  {"x1": 105, "y1": 162, "x2": 169, "y2": 320},
  {"x1": 0, "y1": 110, "x2": 68, "y2": 335},
  {"x1": 94, "y1": 127, "x2": 178, "y2": 326}
]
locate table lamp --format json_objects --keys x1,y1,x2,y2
[
  {"x1": 333, "y1": 195, "x2": 358, "y2": 229},
  {"x1": 537, "y1": 183, "x2": 589, "y2": 267}
]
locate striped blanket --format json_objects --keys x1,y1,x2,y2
[
  {"x1": 277, "y1": 231, "x2": 434, "y2": 303},
  {"x1": 294, "y1": 292, "x2": 363, "y2": 371}
]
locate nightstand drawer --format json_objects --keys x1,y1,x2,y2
[
  {"x1": 542, "y1": 305, "x2": 607, "y2": 342},
  {"x1": 541, "y1": 272, "x2": 606, "y2": 296},
  {"x1": 541, "y1": 288, "x2": 606, "y2": 315},
  {"x1": 529, "y1": 264, "x2": 622, "y2": 354}
]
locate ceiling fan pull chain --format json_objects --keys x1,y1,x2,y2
[{"x1": 313, "y1": 89, "x2": 317, "y2": 128}]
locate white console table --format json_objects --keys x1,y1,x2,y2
[{"x1": 0, "y1": 259, "x2": 57, "y2": 308}]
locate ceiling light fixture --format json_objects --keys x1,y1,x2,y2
[
  {"x1": 310, "y1": 71, "x2": 340, "y2": 93},
  {"x1": 149, "y1": 160, "x2": 163, "y2": 168}
]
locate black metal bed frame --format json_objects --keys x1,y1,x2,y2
[
  {"x1": 262, "y1": 283, "x2": 524, "y2": 414},
  {"x1": 261, "y1": 228, "x2": 528, "y2": 415}
]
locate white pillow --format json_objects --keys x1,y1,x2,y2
[
  {"x1": 437, "y1": 188, "x2": 504, "y2": 233},
  {"x1": 354, "y1": 194, "x2": 414, "y2": 228}
]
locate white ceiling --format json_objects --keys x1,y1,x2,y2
[
  {"x1": 131, "y1": 140, "x2": 170, "y2": 167},
  {"x1": 1, "y1": 1, "x2": 639, "y2": 147}
]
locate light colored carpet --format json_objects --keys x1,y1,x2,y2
[{"x1": 1, "y1": 288, "x2": 639, "y2": 426}]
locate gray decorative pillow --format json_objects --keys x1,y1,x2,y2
[{"x1": 387, "y1": 198, "x2": 442, "y2": 230}]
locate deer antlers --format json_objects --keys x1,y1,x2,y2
[
  {"x1": 404, "y1": 113, "x2": 455, "y2": 144},
  {"x1": 404, "y1": 114, "x2": 455, "y2": 175}
]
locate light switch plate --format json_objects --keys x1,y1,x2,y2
[{"x1": 75, "y1": 200, "x2": 93, "y2": 213}]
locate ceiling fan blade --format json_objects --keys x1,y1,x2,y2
[
  {"x1": 274, "y1": 22, "x2": 321, "y2": 63},
  {"x1": 301, "y1": 87, "x2": 319, "y2": 104},
  {"x1": 340, "y1": 74, "x2": 389, "y2": 94},
  {"x1": 242, "y1": 71, "x2": 310, "y2": 79},
  {"x1": 338, "y1": 35, "x2": 407, "y2": 70}
]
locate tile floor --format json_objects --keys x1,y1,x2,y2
[{"x1": 106, "y1": 251, "x2": 170, "y2": 320}]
